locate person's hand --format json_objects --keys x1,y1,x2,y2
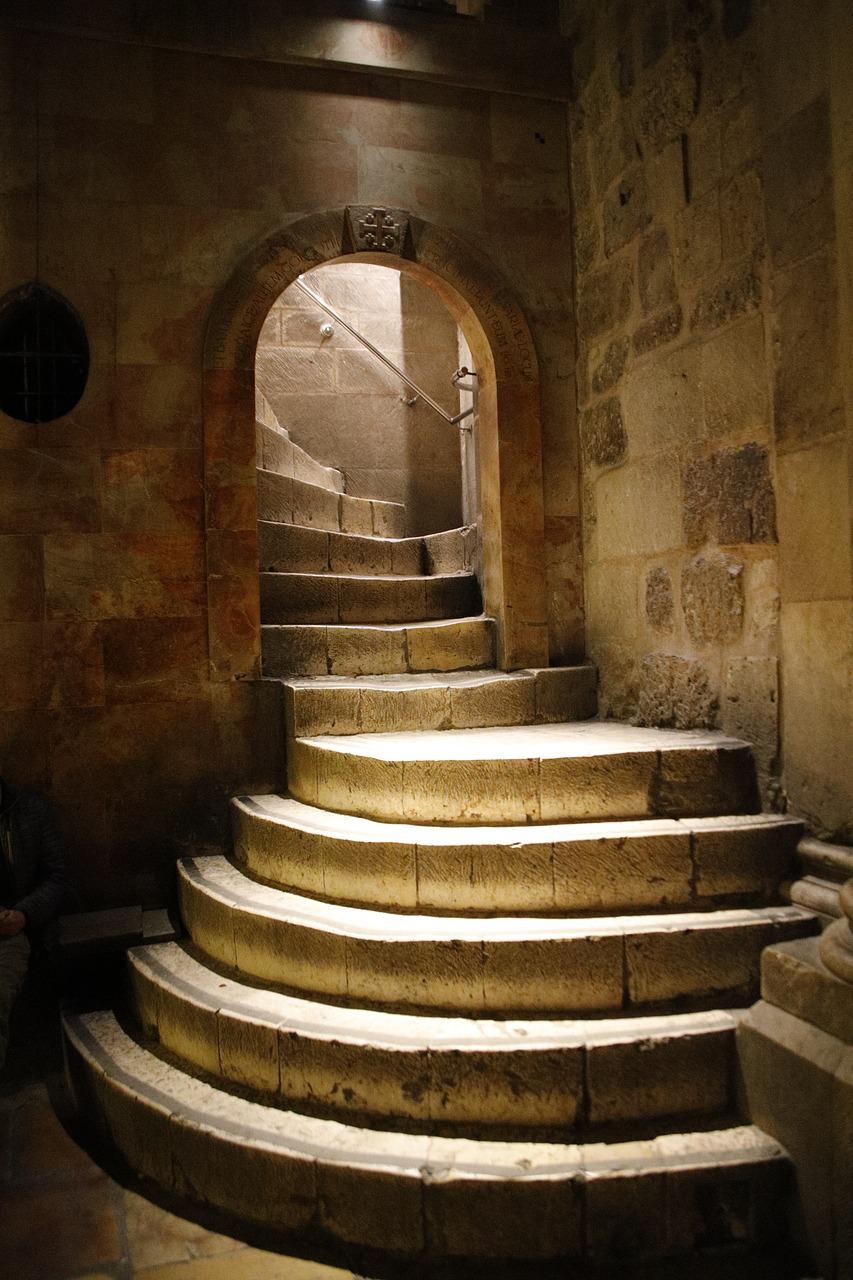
[{"x1": 0, "y1": 909, "x2": 26, "y2": 937}]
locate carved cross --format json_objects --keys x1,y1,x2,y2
[{"x1": 357, "y1": 208, "x2": 401, "y2": 252}]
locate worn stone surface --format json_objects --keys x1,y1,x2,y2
[
  {"x1": 645, "y1": 566, "x2": 675, "y2": 631},
  {"x1": 581, "y1": 397, "x2": 627, "y2": 469},
  {"x1": 636, "y1": 654, "x2": 717, "y2": 729},
  {"x1": 690, "y1": 260, "x2": 761, "y2": 332},
  {"x1": 603, "y1": 166, "x2": 651, "y2": 255},
  {"x1": 577, "y1": 257, "x2": 633, "y2": 338},
  {"x1": 632, "y1": 304, "x2": 683, "y2": 355},
  {"x1": 638, "y1": 228, "x2": 677, "y2": 314},
  {"x1": 591, "y1": 337, "x2": 630, "y2": 394},
  {"x1": 681, "y1": 553, "x2": 744, "y2": 645},
  {"x1": 683, "y1": 443, "x2": 776, "y2": 546},
  {"x1": 634, "y1": 43, "x2": 700, "y2": 152}
]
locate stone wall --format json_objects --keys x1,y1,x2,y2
[
  {"x1": 563, "y1": 0, "x2": 852, "y2": 835},
  {"x1": 257, "y1": 262, "x2": 464, "y2": 535},
  {"x1": 0, "y1": 11, "x2": 579, "y2": 908}
]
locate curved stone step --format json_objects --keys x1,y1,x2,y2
[
  {"x1": 231, "y1": 797, "x2": 802, "y2": 914},
  {"x1": 288, "y1": 722, "x2": 760, "y2": 825},
  {"x1": 259, "y1": 522, "x2": 424, "y2": 575},
  {"x1": 64, "y1": 1009, "x2": 788, "y2": 1263},
  {"x1": 257, "y1": 469, "x2": 406, "y2": 537},
  {"x1": 260, "y1": 571, "x2": 481, "y2": 626},
  {"x1": 256, "y1": 420, "x2": 346, "y2": 494},
  {"x1": 280, "y1": 666, "x2": 597, "y2": 737},
  {"x1": 177, "y1": 857, "x2": 816, "y2": 1016},
  {"x1": 258, "y1": 522, "x2": 476, "y2": 577},
  {"x1": 127, "y1": 942, "x2": 737, "y2": 1136},
  {"x1": 262, "y1": 616, "x2": 496, "y2": 677}
]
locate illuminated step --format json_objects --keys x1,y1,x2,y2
[
  {"x1": 64, "y1": 1009, "x2": 789, "y2": 1264},
  {"x1": 259, "y1": 571, "x2": 481, "y2": 625},
  {"x1": 262, "y1": 615, "x2": 496, "y2": 677},
  {"x1": 278, "y1": 666, "x2": 597, "y2": 737},
  {"x1": 258, "y1": 522, "x2": 476, "y2": 577},
  {"x1": 257, "y1": 468, "x2": 406, "y2": 536},
  {"x1": 231, "y1": 797, "x2": 802, "y2": 914},
  {"x1": 127, "y1": 941, "x2": 738, "y2": 1135},
  {"x1": 288, "y1": 721, "x2": 760, "y2": 825},
  {"x1": 177, "y1": 856, "x2": 816, "y2": 1016}
]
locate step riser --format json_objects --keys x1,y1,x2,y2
[
  {"x1": 258, "y1": 522, "x2": 425, "y2": 576},
  {"x1": 288, "y1": 742, "x2": 759, "y2": 826},
  {"x1": 128, "y1": 953, "x2": 736, "y2": 1136},
  {"x1": 232, "y1": 805, "x2": 801, "y2": 914},
  {"x1": 65, "y1": 1013, "x2": 789, "y2": 1264},
  {"x1": 262, "y1": 619, "x2": 496, "y2": 677},
  {"x1": 260, "y1": 573, "x2": 481, "y2": 626},
  {"x1": 257, "y1": 470, "x2": 406, "y2": 537},
  {"x1": 281, "y1": 667, "x2": 598, "y2": 737},
  {"x1": 178, "y1": 865, "x2": 815, "y2": 1016}
]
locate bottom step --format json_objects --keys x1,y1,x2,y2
[{"x1": 65, "y1": 1009, "x2": 789, "y2": 1265}]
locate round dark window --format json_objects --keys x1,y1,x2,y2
[{"x1": 0, "y1": 283, "x2": 89, "y2": 423}]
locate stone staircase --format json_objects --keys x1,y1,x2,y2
[{"x1": 63, "y1": 409, "x2": 820, "y2": 1274}]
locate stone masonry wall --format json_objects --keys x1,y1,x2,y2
[
  {"x1": 257, "y1": 262, "x2": 464, "y2": 536},
  {"x1": 563, "y1": 0, "x2": 852, "y2": 836},
  {"x1": 0, "y1": 13, "x2": 579, "y2": 909}
]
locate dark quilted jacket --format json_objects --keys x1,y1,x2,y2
[{"x1": 0, "y1": 782, "x2": 67, "y2": 930}]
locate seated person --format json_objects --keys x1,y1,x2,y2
[{"x1": 0, "y1": 775, "x2": 66, "y2": 1071}]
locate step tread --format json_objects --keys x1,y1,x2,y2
[
  {"x1": 260, "y1": 571, "x2": 477, "y2": 584},
  {"x1": 295, "y1": 720, "x2": 750, "y2": 762},
  {"x1": 180, "y1": 855, "x2": 812, "y2": 943},
  {"x1": 66, "y1": 1008, "x2": 782, "y2": 1176},
  {"x1": 280, "y1": 665, "x2": 595, "y2": 693},
  {"x1": 264, "y1": 613, "x2": 493, "y2": 635},
  {"x1": 234, "y1": 793, "x2": 802, "y2": 850},
  {"x1": 258, "y1": 518, "x2": 421, "y2": 546},
  {"x1": 130, "y1": 940, "x2": 739, "y2": 1050}
]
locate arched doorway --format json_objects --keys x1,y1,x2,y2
[{"x1": 203, "y1": 207, "x2": 548, "y2": 678}]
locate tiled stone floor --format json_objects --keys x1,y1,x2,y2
[{"x1": 0, "y1": 983, "x2": 362, "y2": 1280}]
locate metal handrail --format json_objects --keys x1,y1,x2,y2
[{"x1": 294, "y1": 277, "x2": 474, "y2": 427}]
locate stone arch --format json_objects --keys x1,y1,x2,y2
[{"x1": 203, "y1": 207, "x2": 548, "y2": 678}]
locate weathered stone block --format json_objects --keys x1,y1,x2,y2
[
  {"x1": 689, "y1": 261, "x2": 761, "y2": 332},
  {"x1": 591, "y1": 337, "x2": 630, "y2": 394},
  {"x1": 773, "y1": 252, "x2": 843, "y2": 446},
  {"x1": 622, "y1": 345, "x2": 702, "y2": 456},
  {"x1": 641, "y1": 3, "x2": 669, "y2": 68},
  {"x1": 683, "y1": 443, "x2": 776, "y2": 546},
  {"x1": 636, "y1": 654, "x2": 717, "y2": 729},
  {"x1": 763, "y1": 93, "x2": 834, "y2": 268},
  {"x1": 676, "y1": 192, "x2": 721, "y2": 284},
  {"x1": 574, "y1": 212, "x2": 600, "y2": 276},
  {"x1": 591, "y1": 108, "x2": 637, "y2": 197},
  {"x1": 700, "y1": 315, "x2": 768, "y2": 439},
  {"x1": 595, "y1": 457, "x2": 683, "y2": 558},
  {"x1": 635, "y1": 43, "x2": 700, "y2": 153},
  {"x1": 577, "y1": 257, "x2": 633, "y2": 339},
  {"x1": 581, "y1": 397, "x2": 627, "y2": 469},
  {"x1": 603, "y1": 166, "x2": 652, "y2": 255},
  {"x1": 681, "y1": 553, "x2": 744, "y2": 645},
  {"x1": 777, "y1": 439, "x2": 852, "y2": 604},
  {"x1": 645, "y1": 566, "x2": 675, "y2": 631},
  {"x1": 721, "y1": 168, "x2": 765, "y2": 260},
  {"x1": 721, "y1": 656, "x2": 779, "y2": 779},
  {"x1": 632, "y1": 304, "x2": 683, "y2": 355},
  {"x1": 638, "y1": 228, "x2": 677, "y2": 314}
]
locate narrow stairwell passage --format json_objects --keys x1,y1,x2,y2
[{"x1": 63, "y1": 404, "x2": 820, "y2": 1275}]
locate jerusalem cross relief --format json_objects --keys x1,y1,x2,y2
[{"x1": 345, "y1": 205, "x2": 411, "y2": 256}]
